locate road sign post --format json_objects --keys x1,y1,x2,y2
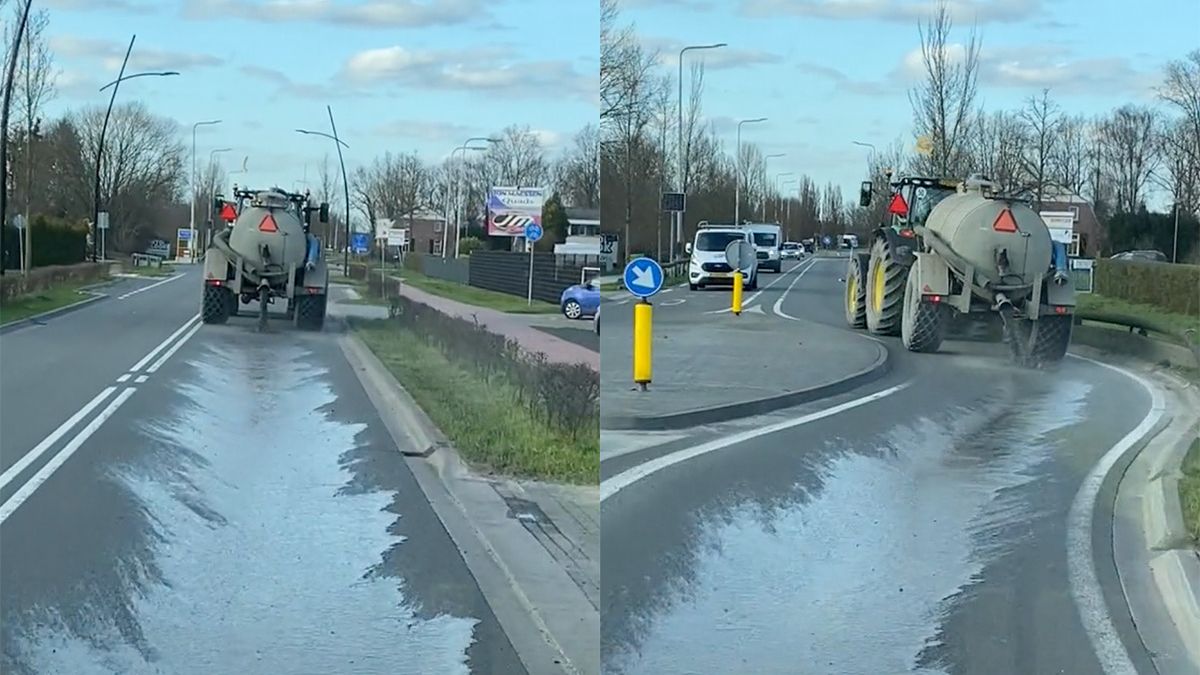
[
  {"x1": 524, "y1": 222, "x2": 543, "y2": 306},
  {"x1": 724, "y1": 239, "x2": 755, "y2": 316},
  {"x1": 97, "y1": 211, "x2": 109, "y2": 261},
  {"x1": 623, "y1": 257, "x2": 664, "y2": 390}
]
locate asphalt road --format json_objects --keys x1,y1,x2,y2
[
  {"x1": 600, "y1": 256, "x2": 1160, "y2": 674},
  {"x1": 0, "y1": 267, "x2": 525, "y2": 674}
]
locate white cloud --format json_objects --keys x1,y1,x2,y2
[
  {"x1": 41, "y1": 0, "x2": 160, "y2": 11},
  {"x1": 49, "y1": 35, "x2": 223, "y2": 73},
  {"x1": 739, "y1": 0, "x2": 1043, "y2": 24},
  {"x1": 340, "y1": 46, "x2": 593, "y2": 101},
  {"x1": 181, "y1": 0, "x2": 487, "y2": 28},
  {"x1": 373, "y1": 119, "x2": 476, "y2": 143}
]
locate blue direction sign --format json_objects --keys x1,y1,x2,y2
[
  {"x1": 821, "y1": 235, "x2": 833, "y2": 248},
  {"x1": 524, "y1": 222, "x2": 543, "y2": 243},
  {"x1": 623, "y1": 257, "x2": 664, "y2": 299},
  {"x1": 351, "y1": 232, "x2": 371, "y2": 254}
]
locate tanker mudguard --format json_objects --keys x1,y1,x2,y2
[{"x1": 911, "y1": 252, "x2": 950, "y2": 296}]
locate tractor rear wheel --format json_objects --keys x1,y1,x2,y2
[
  {"x1": 201, "y1": 285, "x2": 231, "y2": 324},
  {"x1": 294, "y1": 293, "x2": 326, "y2": 331},
  {"x1": 900, "y1": 264, "x2": 945, "y2": 353},
  {"x1": 1029, "y1": 314, "x2": 1073, "y2": 366},
  {"x1": 844, "y1": 254, "x2": 867, "y2": 328},
  {"x1": 865, "y1": 236, "x2": 906, "y2": 336}
]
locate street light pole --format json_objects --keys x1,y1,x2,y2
[
  {"x1": 204, "y1": 147, "x2": 231, "y2": 250},
  {"x1": 92, "y1": 36, "x2": 179, "y2": 262},
  {"x1": 448, "y1": 136, "x2": 493, "y2": 259},
  {"x1": 735, "y1": 117, "x2": 766, "y2": 225},
  {"x1": 762, "y1": 153, "x2": 785, "y2": 220},
  {"x1": 677, "y1": 42, "x2": 726, "y2": 259},
  {"x1": 296, "y1": 115, "x2": 351, "y2": 276},
  {"x1": 774, "y1": 172, "x2": 794, "y2": 221},
  {"x1": 191, "y1": 119, "x2": 221, "y2": 259}
]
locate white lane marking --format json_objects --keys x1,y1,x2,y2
[
  {"x1": 601, "y1": 382, "x2": 910, "y2": 501},
  {"x1": 0, "y1": 387, "x2": 119, "y2": 492},
  {"x1": 660, "y1": 299, "x2": 686, "y2": 307},
  {"x1": 146, "y1": 322, "x2": 202, "y2": 373},
  {"x1": 0, "y1": 387, "x2": 138, "y2": 524},
  {"x1": 773, "y1": 259, "x2": 822, "y2": 321},
  {"x1": 1066, "y1": 354, "x2": 1166, "y2": 675},
  {"x1": 129, "y1": 314, "x2": 200, "y2": 372},
  {"x1": 116, "y1": 374, "x2": 131, "y2": 382},
  {"x1": 116, "y1": 273, "x2": 183, "y2": 300},
  {"x1": 703, "y1": 261, "x2": 813, "y2": 315},
  {"x1": 135, "y1": 375, "x2": 148, "y2": 383}
]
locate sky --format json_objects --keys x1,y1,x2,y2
[
  {"x1": 30, "y1": 0, "x2": 598, "y2": 193},
  {"x1": 621, "y1": 0, "x2": 1199, "y2": 210}
]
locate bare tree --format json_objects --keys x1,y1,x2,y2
[
  {"x1": 1158, "y1": 116, "x2": 1200, "y2": 215},
  {"x1": 1019, "y1": 88, "x2": 1061, "y2": 207},
  {"x1": 553, "y1": 124, "x2": 599, "y2": 208},
  {"x1": 1052, "y1": 115, "x2": 1089, "y2": 195},
  {"x1": 487, "y1": 125, "x2": 549, "y2": 187},
  {"x1": 1158, "y1": 50, "x2": 1200, "y2": 166},
  {"x1": 1098, "y1": 105, "x2": 1159, "y2": 213},
  {"x1": 908, "y1": 0, "x2": 981, "y2": 177}
]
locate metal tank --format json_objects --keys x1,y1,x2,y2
[
  {"x1": 922, "y1": 183, "x2": 1053, "y2": 294},
  {"x1": 227, "y1": 191, "x2": 309, "y2": 279}
]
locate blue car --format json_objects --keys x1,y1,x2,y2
[{"x1": 560, "y1": 281, "x2": 600, "y2": 320}]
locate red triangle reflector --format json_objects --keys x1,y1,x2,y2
[
  {"x1": 992, "y1": 209, "x2": 1018, "y2": 233},
  {"x1": 887, "y1": 193, "x2": 908, "y2": 216},
  {"x1": 219, "y1": 203, "x2": 237, "y2": 221},
  {"x1": 259, "y1": 214, "x2": 278, "y2": 232}
]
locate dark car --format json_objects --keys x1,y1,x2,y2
[{"x1": 1110, "y1": 250, "x2": 1168, "y2": 263}]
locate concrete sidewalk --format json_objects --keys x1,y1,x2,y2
[{"x1": 599, "y1": 306, "x2": 888, "y2": 430}]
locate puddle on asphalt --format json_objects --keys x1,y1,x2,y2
[
  {"x1": 5, "y1": 344, "x2": 478, "y2": 674},
  {"x1": 607, "y1": 377, "x2": 1091, "y2": 675}
]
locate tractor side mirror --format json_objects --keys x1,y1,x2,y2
[
  {"x1": 319, "y1": 202, "x2": 330, "y2": 223},
  {"x1": 859, "y1": 181, "x2": 873, "y2": 207},
  {"x1": 685, "y1": 242, "x2": 693, "y2": 254}
]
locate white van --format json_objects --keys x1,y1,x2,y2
[
  {"x1": 686, "y1": 224, "x2": 759, "y2": 291},
  {"x1": 747, "y1": 222, "x2": 784, "y2": 272}
]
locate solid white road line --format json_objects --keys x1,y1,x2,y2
[
  {"x1": 0, "y1": 387, "x2": 138, "y2": 524},
  {"x1": 129, "y1": 314, "x2": 200, "y2": 372},
  {"x1": 772, "y1": 258, "x2": 824, "y2": 321},
  {"x1": 0, "y1": 387, "x2": 119, "y2": 492},
  {"x1": 116, "y1": 273, "x2": 183, "y2": 300},
  {"x1": 146, "y1": 322, "x2": 202, "y2": 373},
  {"x1": 1066, "y1": 354, "x2": 1166, "y2": 675},
  {"x1": 704, "y1": 259, "x2": 815, "y2": 315},
  {"x1": 601, "y1": 381, "x2": 910, "y2": 502}
]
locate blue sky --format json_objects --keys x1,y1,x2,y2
[
  {"x1": 622, "y1": 0, "x2": 1199, "y2": 208},
  {"x1": 36, "y1": 0, "x2": 598, "y2": 191}
]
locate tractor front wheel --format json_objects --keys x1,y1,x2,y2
[{"x1": 865, "y1": 236, "x2": 906, "y2": 336}]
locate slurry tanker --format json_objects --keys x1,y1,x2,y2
[
  {"x1": 845, "y1": 174, "x2": 1075, "y2": 367},
  {"x1": 201, "y1": 187, "x2": 331, "y2": 331}
]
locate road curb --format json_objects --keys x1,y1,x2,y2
[
  {"x1": 0, "y1": 291, "x2": 108, "y2": 335},
  {"x1": 1073, "y1": 323, "x2": 1199, "y2": 370},
  {"x1": 336, "y1": 324, "x2": 597, "y2": 675},
  {"x1": 600, "y1": 337, "x2": 891, "y2": 431}
]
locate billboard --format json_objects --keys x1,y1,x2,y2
[{"x1": 487, "y1": 187, "x2": 547, "y2": 237}]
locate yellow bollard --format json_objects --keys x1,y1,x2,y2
[
  {"x1": 633, "y1": 300, "x2": 652, "y2": 389},
  {"x1": 731, "y1": 270, "x2": 743, "y2": 315}
]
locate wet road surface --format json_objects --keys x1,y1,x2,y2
[
  {"x1": 600, "y1": 258, "x2": 1157, "y2": 674},
  {"x1": 1, "y1": 275, "x2": 524, "y2": 674}
]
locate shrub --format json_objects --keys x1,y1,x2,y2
[{"x1": 1094, "y1": 259, "x2": 1200, "y2": 317}]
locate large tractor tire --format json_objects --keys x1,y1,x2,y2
[
  {"x1": 1029, "y1": 314, "x2": 1073, "y2": 366},
  {"x1": 900, "y1": 264, "x2": 945, "y2": 353},
  {"x1": 844, "y1": 254, "x2": 867, "y2": 328},
  {"x1": 294, "y1": 293, "x2": 327, "y2": 331},
  {"x1": 201, "y1": 285, "x2": 231, "y2": 324},
  {"x1": 865, "y1": 236, "x2": 907, "y2": 336}
]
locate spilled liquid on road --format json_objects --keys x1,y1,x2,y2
[
  {"x1": 607, "y1": 377, "x2": 1091, "y2": 675},
  {"x1": 5, "y1": 343, "x2": 479, "y2": 674}
]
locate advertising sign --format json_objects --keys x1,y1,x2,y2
[{"x1": 487, "y1": 186, "x2": 547, "y2": 237}]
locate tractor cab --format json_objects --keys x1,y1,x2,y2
[{"x1": 859, "y1": 175, "x2": 960, "y2": 234}]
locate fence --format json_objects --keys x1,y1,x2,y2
[
  {"x1": 469, "y1": 250, "x2": 590, "y2": 304},
  {"x1": 409, "y1": 253, "x2": 470, "y2": 284}
]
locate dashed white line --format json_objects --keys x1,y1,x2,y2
[
  {"x1": 116, "y1": 374, "x2": 131, "y2": 382},
  {"x1": 129, "y1": 314, "x2": 200, "y2": 372},
  {"x1": 135, "y1": 375, "x2": 148, "y2": 383},
  {"x1": 0, "y1": 387, "x2": 119, "y2": 493},
  {"x1": 116, "y1": 273, "x2": 183, "y2": 300},
  {"x1": 601, "y1": 381, "x2": 910, "y2": 501},
  {"x1": 146, "y1": 322, "x2": 202, "y2": 373},
  {"x1": 0, "y1": 387, "x2": 138, "y2": 524}
]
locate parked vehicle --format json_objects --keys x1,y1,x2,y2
[
  {"x1": 1110, "y1": 250, "x2": 1168, "y2": 262},
  {"x1": 686, "y1": 223, "x2": 759, "y2": 290},
  {"x1": 781, "y1": 241, "x2": 803, "y2": 259},
  {"x1": 561, "y1": 281, "x2": 600, "y2": 320}
]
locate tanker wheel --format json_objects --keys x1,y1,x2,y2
[
  {"x1": 201, "y1": 285, "x2": 231, "y2": 324},
  {"x1": 844, "y1": 255, "x2": 867, "y2": 328},
  {"x1": 257, "y1": 287, "x2": 269, "y2": 332},
  {"x1": 865, "y1": 236, "x2": 906, "y2": 336},
  {"x1": 294, "y1": 294, "x2": 326, "y2": 331},
  {"x1": 1028, "y1": 314, "x2": 1073, "y2": 367},
  {"x1": 900, "y1": 264, "x2": 945, "y2": 353}
]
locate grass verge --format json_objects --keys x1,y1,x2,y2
[
  {"x1": 1077, "y1": 293, "x2": 1200, "y2": 344},
  {"x1": 363, "y1": 268, "x2": 560, "y2": 315},
  {"x1": 0, "y1": 280, "x2": 101, "y2": 326},
  {"x1": 119, "y1": 264, "x2": 174, "y2": 277},
  {"x1": 1181, "y1": 437, "x2": 1200, "y2": 547},
  {"x1": 353, "y1": 319, "x2": 597, "y2": 484}
]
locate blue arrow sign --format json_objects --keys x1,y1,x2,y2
[
  {"x1": 623, "y1": 257, "x2": 664, "y2": 299},
  {"x1": 524, "y1": 222, "x2": 543, "y2": 243},
  {"x1": 351, "y1": 232, "x2": 371, "y2": 254}
]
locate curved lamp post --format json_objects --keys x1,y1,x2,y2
[
  {"x1": 92, "y1": 34, "x2": 179, "y2": 261},
  {"x1": 448, "y1": 136, "x2": 497, "y2": 259},
  {"x1": 734, "y1": 117, "x2": 767, "y2": 225},
  {"x1": 296, "y1": 106, "x2": 350, "y2": 276}
]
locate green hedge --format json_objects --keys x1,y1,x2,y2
[
  {"x1": 1, "y1": 216, "x2": 89, "y2": 270},
  {"x1": 1094, "y1": 259, "x2": 1200, "y2": 317}
]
